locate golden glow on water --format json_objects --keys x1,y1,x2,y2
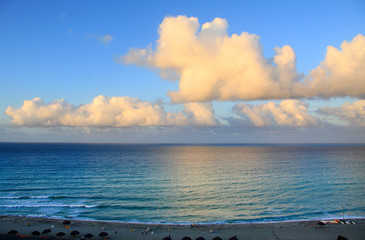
[{"x1": 150, "y1": 146, "x2": 277, "y2": 220}]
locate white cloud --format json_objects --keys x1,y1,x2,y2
[
  {"x1": 183, "y1": 102, "x2": 217, "y2": 126},
  {"x1": 305, "y1": 34, "x2": 365, "y2": 98},
  {"x1": 318, "y1": 100, "x2": 365, "y2": 126},
  {"x1": 100, "y1": 34, "x2": 113, "y2": 45},
  {"x1": 121, "y1": 15, "x2": 365, "y2": 102},
  {"x1": 233, "y1": 100, "x2": 319, "y2": 127},
  {"x1": 5, "y1": 96, "x2": 217, "y2": 128},
  {"x1": 57, "y1": 13, "x2": 67, "y2": 20},
  {"x1": 87, "y1": 34, "x2": 113, "y2": 45}
]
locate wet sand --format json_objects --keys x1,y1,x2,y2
[{"x1": 1, "y1": 215, "x2": 364, "y2": 240}]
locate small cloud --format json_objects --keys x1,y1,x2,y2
[
  {"x1": 58, "y1": 13, "x2": 67, "y2": 20},
  {"x1": 99, "y1": 34, "x2": 113, "y2": 45},
  {"x1": 183, "y1": 102, "x2": 218, "y2": 126},
  {"x1": 233, "y1": 100, "x2": 319, "y2": 127},
  {"x1": 318, "y1": 100, "x2": 365, "y2": 126},
  {"x1": 87, "y1": 34, "x2": 113, "y2": 46}
]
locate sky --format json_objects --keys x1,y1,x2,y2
[{"x1": 0, "y1": 0, "x2": 364, "y2": 143}]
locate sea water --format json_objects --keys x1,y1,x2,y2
[{"x1": 0, "y1": 143, "x2": 364, "y2": 224}]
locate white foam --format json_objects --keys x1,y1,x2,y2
[
  {"x1": 0, "y1": 195, "x2": 51, "y2": 199},
  {"x1": 0, "y1": 204, "x2": 98, "y2": 208}
]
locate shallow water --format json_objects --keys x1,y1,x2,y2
[{"x1": 1, "y1": 143, "x2": 364, "y2": 224}]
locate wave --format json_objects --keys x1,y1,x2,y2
[
  {"x1": 0, "y1": 195, "x2": 105, "y2": 200},
  {"x1": 0, "y1": 188, "x2": 74, "y2": 192},
  {"x1": 0, "y1": 196, "x2": 51, "y2": 200},
  {"x1": 0, "y1": 204, "x2": 98, "y2": 208},
  {"x1": 0, "y1": 195, "x2": 159, "y2": 202}
]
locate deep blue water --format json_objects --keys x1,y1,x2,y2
[{"x1": 0, "y1": 143, "x2": 364, "y2": 224}]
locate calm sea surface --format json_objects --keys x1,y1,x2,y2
[{"x1": 0, "y1": 143, "x2": 364, "y2": 224}]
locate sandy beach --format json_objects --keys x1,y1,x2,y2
[{"x1": 1, "y1": 216, "x2": 364, "y2": 240}]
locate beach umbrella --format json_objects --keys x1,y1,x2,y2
[
  {"x1": 337, "y1": 235, "x2": 348, "y2": 240},
  {"x1": 84, "y1": 233, "x2": 94, "y2": 238},
  {"x1": 99, "y1": 232, "x2": 108, "y2": 237},
  {"x1": 182, "y1": 237, "x2": 192, "y2": 240},
  {"x1": 56, "y1": 232, "x2": 66, "y2": 237},
  {"x1": 70, "y1": 230, "x2": 80, "y2": 237},
  {"x1": 42, "y1": 229, "x2": 52, "y2": 234},
  {"x1": 31, "y1": 231, "x2": 41, "y2": 237},
  {"x1": 8, "y1": 230, "x2": 18, "y2": 235},
  {"x1": 196, "y1": 237, "x2": 205, "y2": 240},
  {"x1": 229, "y1": 235, "x2": 239, "y2": 240},
  {"x1": 213, "y1": 237, "x2": 223, "y2": 240},
  {"x1": 63, "y1": 220, "x2": 71, "y2": 225}
]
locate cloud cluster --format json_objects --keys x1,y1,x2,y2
[
  {"x1": 5, "y1": 15, "x2": 364, "y2": 132},
  {"x1": 122, "y1": 16, "x2": 365, "y2": 102},
  {"x1": 5, "y1": 96, "x2": 217, "y2": 128},
  {"x1": 233, "y1": 100, "x2": 319, "y2": 127},
  {"x1": 318, "y1": 100, "x2": 365, "y2": 126},
  {"x1": 6, "y1": 96, "x2": 365, "y2": 129}
]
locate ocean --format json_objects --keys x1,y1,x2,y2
[{"x1": 0, "y1": 143, "x2": 364, "y2": 224}]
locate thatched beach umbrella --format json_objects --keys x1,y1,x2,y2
[
  {"x1": 337, "y1": 235, "x2": 348, "y2": 240},
  {"x1": 163, "y1": 235, "x2": 172, "y2": 240},
  {"x1": 229, "y1": 235, "x2": 239, "y2": 240},
  {"x1": 31, "y1": 231, "x2": 41, "y2": 237},
  {"x1": 42, "y1": 229, "x2": 52, "y2": 234},
  {"x1": 84, "y1": 233, "x2": 93, "y2": 238},
  {"x1": 56, "y1": 232, "x2": 66, "y2": 237},
  {"x1": 213, "y1": 237, "x2": 223, "y2": 240},
  {"x1": 99, "y1": 232, "x2": 108, "y2": 237},
  {"x1": 182, "y1": 237, "x2": 192, "y2": 240},
  {"x1": 8, "y1": 230, "x2": 18, "y2": 235},
  {"x1": 63, "y1": 220, "x2": 71, "y2": 225},
  {"x1": 70, "y1": 230, "x2": 80, "y2": 237}
]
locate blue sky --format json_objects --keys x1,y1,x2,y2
[{"x1": 0, "y1": 0, "x2": 364, "y2": 143}]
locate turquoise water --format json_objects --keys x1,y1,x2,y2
[{"x1": 0, "y1": 143, "x2": 364, "y2": 224}]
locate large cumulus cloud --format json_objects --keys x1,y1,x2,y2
[
  {"x1": 121, "y1": 16, "x2": 365, "y2": 102},
  {"x1": 5, "y1": 95, "x2": 217, "y2": 127}
]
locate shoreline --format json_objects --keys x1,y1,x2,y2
[
  {"x1": 2, "y1": 213, "x2": 365, "y2": 226},
  {"x1": 1, "y1": 215, "x2": 364, "y2": 240}
]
